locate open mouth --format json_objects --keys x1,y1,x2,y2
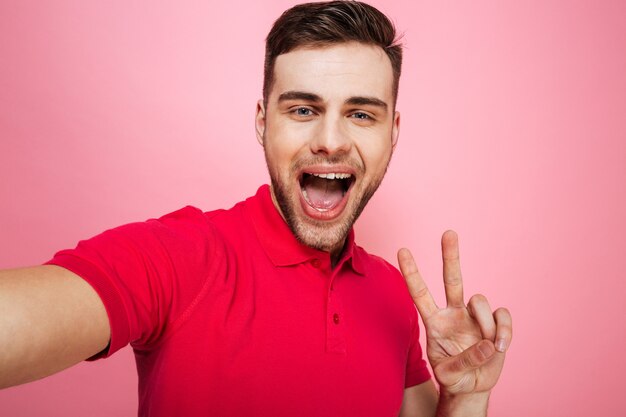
[{"x1": 299, "y1": 172, "x2": 355, "y2": 213}]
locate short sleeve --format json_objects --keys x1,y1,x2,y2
[
  {"x1": 45, "y1": 206, "x2": 218, "y2": 359},
  {"x1": 405, "y1": 305, "x2": 431, "y2": 387}
]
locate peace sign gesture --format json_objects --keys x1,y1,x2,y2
[{"x1": 398, "y1": 231, "x2": 512, "y2": 397}]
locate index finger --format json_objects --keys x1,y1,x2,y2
[
  {"x1": 398, "y1": 248, "x2": 439, "y2": 319},
  {"x1": 442, "y1": 230, "x2": 465, "y2": 308}
]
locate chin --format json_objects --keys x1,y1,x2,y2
[
  {"x1": 272, "y1": 178, "x2": 374, "y2": 254},
  {"x1": 271, "y1": 180, "x2": 352, "y2": 252},
  {"x1": 290, "y1": 216, "x2": 352, "y2": 253},
  {"x1": 266, "y1": 152, "x2": 385, "y2": 254}
]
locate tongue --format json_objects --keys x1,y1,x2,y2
[{"x1": 303, "y1": 176, "x2": 344, "y2": 210}]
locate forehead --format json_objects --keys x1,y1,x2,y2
[{"x1": 270, "y1": 42, "x2": 394, "y2": 103}]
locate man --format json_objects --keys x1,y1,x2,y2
[{"x1": 0, "y1": 1, "x2": 512, "y2": 416}]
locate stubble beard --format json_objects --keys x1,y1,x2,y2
[{"x1": 266, "y1": 152, "x2": 389, "y2": 255}]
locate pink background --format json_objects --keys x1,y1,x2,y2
[{"x1": 1, "y1": 1, "x2": 625, "y2": 416}]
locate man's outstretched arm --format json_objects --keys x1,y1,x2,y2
[{"x1": 0, "y1": 265, "x2": 110, "y2": 388}]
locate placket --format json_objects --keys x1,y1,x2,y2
[{"x1": 325, "y1": 265, "x2": 346, "y2": 354}]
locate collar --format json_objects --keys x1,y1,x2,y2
[{"x1": 245, "y1": 185, "x2": 365, "y2": 275}]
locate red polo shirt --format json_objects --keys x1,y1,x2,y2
[{"x1": 47, "y1": 185, "x2": 430, "y2": 417}]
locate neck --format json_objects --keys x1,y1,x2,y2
[{"x1": 329, "y1": 240, "x2": 347, "y2": 268}]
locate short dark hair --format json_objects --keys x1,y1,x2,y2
[{"x1": 263, "y1": 1, "x2": 403, "y2": 106}]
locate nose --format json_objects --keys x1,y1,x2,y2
[{"x1": 310, "y1": 115, "x2": 352, "y2": 156}]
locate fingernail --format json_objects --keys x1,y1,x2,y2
[{"x1": 496, "y1": 339, "x2": 507, "y2": 353}]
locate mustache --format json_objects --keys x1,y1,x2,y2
[{"x1": 292, "y1": 154, "x2": 363, "y2": 173}]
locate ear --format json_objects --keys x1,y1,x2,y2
[
  {"x1": 392, "y1": 110, "x2": 400, "y2": 150},
  {"x1": 255, "y1": 99, "x2": 266, "y2": 146}
]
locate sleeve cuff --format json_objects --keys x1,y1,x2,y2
[
  {"x1": 405, "y1": 362, "x2": 432, "y2": 388},
  {"x1": 45, "y1": 253, "x2": 130, "y2": 360}
]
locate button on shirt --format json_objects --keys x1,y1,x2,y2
[{"x1": 47, "y1": 185, "x2": 430, "y2": 417}]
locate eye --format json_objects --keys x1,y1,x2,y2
[
  {"x1": 294, "y1": 107, "x2": 314, "y2": 117},
  {"x1": 350, "y1": 112, "x2": 375, "y2": 123}
]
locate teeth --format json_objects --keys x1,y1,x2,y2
[{"x1": 310, "y1": 172, "x2": 352, "y2": 179}]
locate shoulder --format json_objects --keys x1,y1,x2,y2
[
  {"x1": 128, "y1": 205, "x2": 222, "y2": 252},
  {"x1": 154, "y1": 205, "x2": 215, "y2": 231},
  {"x1": 354, "y1": 245, "x2": 403, "y2": 278},
  {"x1": 352, "y1": 245, "x2": 415, "y2": 305},
  {"x1": 151, "y1": 199, "x2": 247, "y2": 242},
  {"x1": 352, "y1": 245, "x2": 420, "y2": 332}
]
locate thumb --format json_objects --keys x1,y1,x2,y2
[{"x1": 436, "y1": 340, "x2": 496, "y2": 387}]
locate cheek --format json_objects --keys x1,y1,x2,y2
[
  {"x1": 264, "y1": 135, "x2": 298, "y2": 176},
  {"x1": 265, "y1": 125, "x2": 311, "y2": 162},
  {"x1": 357, "y1": 138, "x2": 393, "y2": 175}
]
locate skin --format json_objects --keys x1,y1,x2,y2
[
  {"x1": 398, "y1": 231, "x2": 513, "y2": 416},
  {"x1": 0, "y1": 265, "x2": 109, "y2": 388},
  {"x1": 257, "y1": 42, "x2": 513, "y2": 416},
  {"x1": 255, "y1": 42, "x2": 399, "y2": 265}
]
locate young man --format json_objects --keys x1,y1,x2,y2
[{"x1": 0, "y1": 1, "x2": 512, "y2": 416}]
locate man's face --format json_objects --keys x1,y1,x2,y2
[{"x1": 255, "y1": 42, "x2": 399, "y2": 257}]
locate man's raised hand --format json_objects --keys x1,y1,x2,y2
[{"x1": 398, "y1": 231, "x2": 512, "y2": 396}]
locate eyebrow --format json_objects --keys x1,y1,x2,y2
[
  {"x1": 277, "y1": 90, "x2": 389, "y2": 112},
  {"x1": 278, "y1": 91, "x2": 323, "y2": 103},
  {"x1": 345, "y1": 96, "x2": 388, "y2": 112}
]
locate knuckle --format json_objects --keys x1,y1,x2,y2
[
  {"x1": 455, "y1": 354, "x2": 473, "y2": 372},
  {"x1": 469, "y1": 293, "x2": 488, "y2": 305},
  {"x1": 475, "y1": 293, "x2": 488, "y2": 303},
  {"x1": 496, "y1": 325, "x2": 513, "y2": 344},
  {"x1": 497, "y1": 327, "x2": 513, "y2": 341},
  {"x1": 496, "y1": 307, "x2": 511, "y2": 316},
  {"x1": 414, "y1": 286, "x2": 430, "y2": 299},
  {"x1": 444, "y1": 276, "x2": 463, "y2": 286},
  {"x1": 495, "y1": 307, "x2": 513, "y2": 322},
  {"x1": 463, "y1": 348, "x2": 484, "y2": 369},
  {"x1": 497, "y1": 325, "x2": 512, "y2": 338}
]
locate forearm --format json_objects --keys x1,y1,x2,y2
[
  {"x1": 435, "y1": 391, "x2": 490, "y2": 417},
  {"x1": 0, "y1": 265, "x2": 110, "y2": 388}
]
